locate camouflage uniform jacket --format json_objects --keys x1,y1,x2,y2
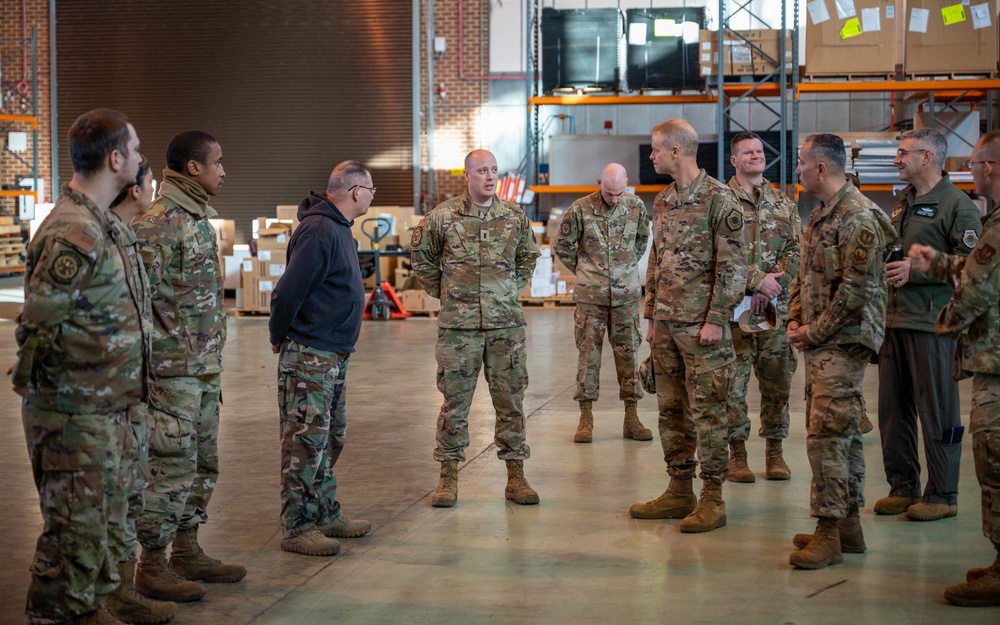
[
  {"x1": 728, "y1": 177, "x2": 801, "y2": 318},
  {"x1": 926, "y1": 206, "x2": 1000, "y2": 376},
  {"x1": 410, "y1": 191, "x2": 540, "y2": 330},
  {"x1": 109, "y1": 210, "x2": 154, "y2": 397},
  {"x1": 554, "y1": 190, "x2": 650, "y2": 306},
  {"x1": 14, "y1": 186, "x2": 145, "y2": 413},
  {"x1": 644, "y1": 169, "x2": 747, "y2": 326},
  {"x1": 886, "y1": 173, "x2": 981, "y2": 333},
  {"x1": 132, "y1": 173, "x2": 225, "y2": 377},
  {"x1": 788, "y1": 182, "x2": 898, "y2": 352}
]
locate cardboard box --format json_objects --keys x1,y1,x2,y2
[
  {"x1": 351, "y1": 206, "x2": 417, "y2": 251},
  {"x1": 399, "y1": 289, "x2": 441, "y2": 313},
  {"x1": 699, "y1": 29, "x2": 793, "y2": 77},
  {"x1": 209, "y1": 219, "x2": 235, "y2": 257},
  {"x1": 905, "y1": 0, "x2": 998, "y2": 74},
  {"x1": 239, "y1": 274, "x2": 275, "y2": 312},
  {"x1": 805, "y1": 0, "x2": 899, "y2": 75},
  {"x1": 258, "y1": 223, "x2": 292, "y2": 252}
]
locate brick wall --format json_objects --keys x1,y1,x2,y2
[
  {"x1": 0, "y1": 0, "x2": 51, "y2": 220},
  {"x1": 420, "y1": 0, "x2": 491, "y2": 207}
]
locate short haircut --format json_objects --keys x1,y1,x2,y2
[
  {"x1": 804, "y1": 133, "x2": 846, "y2": 174},
  {"x1": 110, "y1": 155, "x2": 150, "y2": 209},
  {"x1": 900, "y1": 128, "x2": 947, "y2": 170},
  {"x1": 327, "y1": 160, "x2": 372, "y2": 194},
  {"x1": 730, "y1": 131, "x2": 762, "y2": 154},
  {"x1": 977, "y1": 130, "x2": 1000, "y2": 164},
  {"x1": 652, "y1": 119, "x2": 699, "y2": 157},
  {"x1": 67, "y1": 109, "x2": 132, "y2": 176},
  {"x1": 165, "y1": 130, "x2": 217, "y2": 173}
]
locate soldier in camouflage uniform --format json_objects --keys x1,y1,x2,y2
[
  {"x1": 724, "y1": 132, "x2": 801, "y2": 484},
  {"x1": 132, "y1": 131, "x2": 244, "y2": 603},
  {"x1": 410, "y1": 149, "x2": 541, "y2": 508},
  {"x1": 269, "y1": 162, "x2": 374, "y2": 557},
  {"x1": 787, "y1": 133, "x2": 897, "y2": 570},
  {"x1": 874, "y1": 128, "x2": 982, "y2": 522},
  {"x1": 909, "y1": 130, "x2": 1000, "y2": 607},
  {"x1": 106, "y1": 159, "x2": 176, "y2": 623},
  {"x1": 628, "y1": 120, "x2": 747, "y2": 534},
  {"x1": 554, "y1": 162, "x2": 652, "y2": 444},
  {"x1": 14, "y1": 109, "x2": 143, "y2": 625}
]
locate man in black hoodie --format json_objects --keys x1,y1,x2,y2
[{"x1": 269, "y1": 161, "x2": 375, "y2": 556}]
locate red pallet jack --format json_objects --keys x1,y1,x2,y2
[{"x1": 360, "y1": 217, "x2": 411, "y2": 320}]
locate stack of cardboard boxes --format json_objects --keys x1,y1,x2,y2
[{"x1": 235, "y1": 212, "x2": 295, "y2": 314}]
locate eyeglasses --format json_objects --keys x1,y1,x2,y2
[
  {"x1": 965, "y1": 160, "x2": 996, "y2": 170},
  {"x1": 351, "y1": 185, "x2": 377, "y2": 195},
  {"x1": 896, "y1": 148, "x2": 930, "y2": 157}
]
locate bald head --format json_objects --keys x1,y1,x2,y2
[
  {"x1": 598, "y1": 163, "x2": 629, "y2": 207},
  {"x1": 464, "y1": 149, "x2": 499, "y2": 206}
]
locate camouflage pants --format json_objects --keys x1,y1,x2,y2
[
  {"x1": 434, "y1": 326, "x2": 530, "y2": 463},
  {"x1": 573, "y1": 301, "x2": 643, "y2": 403},
  {"x1": 804, "y1": 344, "x2": 869, "y2": 518},
  {"x1": 22, "y1": 404, "x2": 134, "y2": 624},
  {"x1": 277, "y1": 341, "x2": 349, "y2": 539},
  {"x1": 123, "y1": 404, "x2": 151, "y2": 561},
  {"x1": 727, "y1": 323, "x2": 796, "y2": 442},
  {"x1": 137, "y1": 374, "x2": 221, "y2": 548},
  {"x1": 651, "y1": 320, "x2": 733, "y2": 484},
  {"x1": 971, "y1": 373, "x2": 1000, "y2": 544}
]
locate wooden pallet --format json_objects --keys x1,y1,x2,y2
[
  {"x1": 406, "y1": 309, "x2": 438, "y2": 318},
  {"x1": 800, "y1": 73, "x2": 896, "y2": 82},
  {"x1": 518, "y1": 296, "x2": 575, "y2": 308}
]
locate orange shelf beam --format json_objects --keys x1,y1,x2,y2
[
  {"x1": 529, "y1": 94, "x2": 717, "y2": 109},
  {"x1": 796, "y1": 79, "x2": 1000, "y2": 99},
  {"x1": 0, "y1": 190, "x2": 37, "y2": 199},
  {"x1": 0, "y1": 114, "x2": 38, "y2": 129}
]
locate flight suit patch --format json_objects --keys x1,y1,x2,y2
[
  {"x1": 963, "y1": 229, "x2": 979, "y2": 250},
  {"x1": 976, "y1": 243, "x2": 996, "y2": 265}
]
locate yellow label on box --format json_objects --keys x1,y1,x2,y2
[
  {"x1": 450, "y1": 168, "x2": 464, "y2": 177},
  {"x1": 942, "y1": 4, "x2": 966, "y2": 26},
  {"x1": 839, "y1": 18, "x2": 863, "y2": 40},
  {"x1": 654, "y1": 19, "x2": 677, "y2": 37}
]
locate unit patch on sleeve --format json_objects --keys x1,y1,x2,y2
[
  {"x1": 975, "y1": 243, "x2": 996, "y2": 265},
  {"x1": 560, "y1": 220, "x2": 571, "y2": 236},
  {"x1": 410, "y1": 226, "x2": 423, "y2": 247},
  {"x1": 963, "y1": 229, "x2": 980, "y2": 250},
  {"x1": 891, "y1": 206, "x2": 903, "y2": 219},
  {"x1": 858, "y1": 229, "x2": 875, "y2": 248},
  {"x1": 49, "y1": 249, "x2": 84, "y2": 286},
  {"x1": 725, "y1": 209, "x2": 743, "y2": 233}
]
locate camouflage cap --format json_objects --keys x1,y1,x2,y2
[
  {"x1": 639, "y1": 355, "x2": 655, "y2": 393},
  {"x1": 738, "y1": 303, "x2": 777, "y2": 333}
]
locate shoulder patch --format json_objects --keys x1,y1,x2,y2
[
  {"x1": 891, "y1": 205, "x2": 903, "y2": 219},
  {"x1": 852, "y1": 246, "x2": 869, "y2": 264},
  {"x1": 64, "y1": 226, "x2": 96, "y2": 253},
  {"x1": 963, "y1": 229, "x2": 979, "y2": 250},
  {"x1": 410, "y1": 225, "x2": 423, "y2": 247},
  {"x1": 858, "y1": 229, "x2": 875, "y2": 248},
  {"x1": 560, "y1": 220, "x2": 571, "y2": 236},
  {"x1": 725, "y1": 208, "x2": 743, "y2": 233},
  {"x1": 48, "y1": 249, "x2": 84, "y2": 285},
  {"x1": 975, "y1": 243, "x2": 996, "y2": 265}
]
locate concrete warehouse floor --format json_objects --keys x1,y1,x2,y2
[{"x1": 0, "y1": 278, "x2": 996, "y2": 624}]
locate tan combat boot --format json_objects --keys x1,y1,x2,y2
[
  {"x1": 135, "y1": 546, "x2": 205, "y2": 603},
  {"x1": 945, "y1": 568, "x2": 1000, "y2": 607},
  {"x1": 727, "y1": 439, "x2": 755, "y2": 483},
  {"x1": 793, "y1": 507, "x2": 866, "y2": 553},
  {"x1": 789, "y1": 517, "x2": 843, "y2": 569},
  {"x1": 169, "y1": 526, "x2": 247, "y2": 583},
  {"x1": 629, "y1": 478, "x2": 697, "y2": 519},
  {"x1": 107, "y1": 558, "x2": 176, "y2": 624},
  {"x1": 622, "y1": 401, "x2": 653, "y2": 441},
  {"x1": 764, "y1": 439, "x2": 791, "y2": 480},
  {"x1": 679, "y1": 482, "x2": 727, "y2": 533},
  {"x1": 431, "y1": 459, "x2": 459, "y2": 507},
  {"x1": 967, "y1": 548, "x2": 1000, "y2": 583},
  {"x1": 575, "y1": 400, "x2": 594, "y2": 443},
  {"x1": 280, "y1": 529, "x2": 341, "y2": 556},
  {"x1": 859, "y1": 414, "x2": 874, "y2": 434},
  {"x1": 505, "y1": 459, "x2": 540, "y2": 505},
  {"x1": 317, "y1": 512, "x2": 371, "y2": 538}
]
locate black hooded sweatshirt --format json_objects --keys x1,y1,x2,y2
[{"x1": 269, "y1": 191, "x2": 364, "y2": 352}]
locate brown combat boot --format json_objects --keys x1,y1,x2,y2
[
  {"x1": 72, "y1": 606, "x2": 127, "y2": 625},
  {"x1": 793, "y1": 507, "x2": 866, "y2": 553},
  {"x1": 945, "y1": 568, "x2": 1000, "y2": 607},
  {"x1": 280, "y1": 529, "x2": 341, "y2": 556},
  {"x1": 505, "y1": 459, "x2": 540, "y2": 505},
  {"x1": 727, "y1": 439, "x2": 755, "y2": 483},
  {"x1": 431, "y1": 459, "x2": 459, "y2": 507},
  {"x1": 107, "y1": 558, "x2": 176, "y2": 624},
  {"x1": 765, "y1": 439, "x2": 791, "y2": 480},
  {"x1": 629, "y1": 478, "x2": 697, "y2": 519},
  {"x1": 859, "y1": 414, "x2": 874, "y2": 434},
  {"x1": 135, "y1": 546, "x2": 205, "y2": 603},
  {"x1": 622, "y1": 401, "x2": 653, "y2": 440},
  {"x1": 575, "y1": 401, "x2": 594, "y2": 443},
  {"x1": 679, "y1": 482, "x2": 727, "y2": 533},
  {"x1": 790, "y1": 517, "x2": 844, "y2": 569},
  {"x1": 169, "y1": 526, "x2": 246, "y2": 583},
  {"x1": 873, "y1": 495, "x2": 921, "y2": 515},
  {"x1": 967, "y1": 549, "x2": 1000, "y2": 583},
  {"x1": 317, "y1": 512, "x2": 371, "y2": 538}
]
